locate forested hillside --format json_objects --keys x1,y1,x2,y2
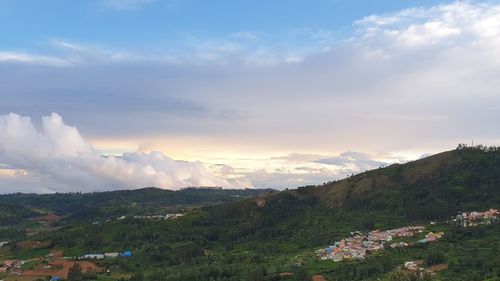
[
  {"x1": 1, "y1": 146, "x2": 499, "y2": 281},
  {"x1": 0, "y1": 187, "x2": 273, "y2": 225}
]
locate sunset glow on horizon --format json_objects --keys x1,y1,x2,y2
[{"x1": 2, "y1": 0, "x2": 500, "y2": 192}]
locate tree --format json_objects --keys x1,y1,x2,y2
[
  {"x1": 294, "y1": 267, "x2": 310, "y2": 281},
  {"x1": 387, "y1": 271, "x2": 415, "y2": 281},
  {"x1": 130, "y1": 273, "x2": 145, "y2": 281},
  {"x1": 425, "y1": 251, "x2": 445, "y2": 266},
  {"x1": 68, "y1": 263, "x2": 84, "y2": 281}
]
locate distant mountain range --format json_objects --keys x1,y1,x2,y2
[
  {"x1": 0, "y1": 187, "x2": 274, "y2": 226},
  {"x1": 3, "y1": 146, "x2": 500, "y2": 230}
]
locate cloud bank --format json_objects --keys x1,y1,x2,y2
[
  {"x1": 0, "y1": 113, "x2": 251, "y2": 193},
  {"x1": 2, "y1": 1, "x2": 499, "y2": 153},
  {"x1": 241, "y1": 151, "x2": 403, "y2": 189},
  {"x1": 1, "y1": 1, "x2": 500, "y2": 190}
]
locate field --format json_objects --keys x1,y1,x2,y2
[{"x1": 22, "y1": 260, "x2": 102, "y2": 278}]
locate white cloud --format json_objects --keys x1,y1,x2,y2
[
  {"x1": 50, "y1": 40, "x2": 130, "y2": 62},
  {"x1": 2, "y1": 1, "x2": 500, "y2": 189},
  {"x1": 237, "y1": 151, "x2": 409, "y2": 189},
  {"x1": 0, "y1": 51, "x2": 72, "y2": 67},
  {"x1": 0, "y1": 113, "x2": 251, "y2": 193},
  {"x1": 314, "y1": 152, "x2": 385, "y2": 169},
  {"x1": 271, "y1": 153, "x2": 325, "y2": 163},
  {"x1": 2, "y1": 2, "x2": 500, "y2": 67},
  {"x1": 0, "y1": 41, "x2": 132, "y2": 67},
  {"x1": 354, "y1": 2, "x2": 500, "y2": 49}
]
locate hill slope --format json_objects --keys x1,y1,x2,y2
[
  {"x1": 0, "y1": 187, "x2": 274, "y2": 227},
  {"x1": 304, "y1": 147, "x2": 500, "y2": 220},
  {"x1": 2, "y1": 147, "x2": 500, "y2": 281},
  {"x1": 185, "y1": 147, "x2": 500, "y2": 259}
]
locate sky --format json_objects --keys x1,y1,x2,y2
[{"x1": 1, "y1": 0, "x2": 500, "y2": 193}]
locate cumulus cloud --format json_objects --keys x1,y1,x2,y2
[
  {"x1": 2, "y1": 1, "x2": 500, "y2": 189},
  {"x1": 0, "y1": 113, "x2": 251, "y2": 193}
]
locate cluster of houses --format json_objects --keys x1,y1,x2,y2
[
  {"x1": 0, "y1": 259, "x2": 24, "y2": 274},
  {"x1": 317, "y1": 208, "x2": 500, "y2": 263},
  {"x1": 79, "y1": 251, "x2": 132, "y2": 260},
  {"x1": 389, "y1": 241, "x2": 408, "y2": 248},
  {"x1": 317, "y1": 226, "x2": 426, "y2": 262},
  {"x1": 455, "y1": 208, "x2": 499, "y2": 227},
  {"x1": 93, "y1": 213, "x2": 185, "y2": 225},
  {"x1": 132, "y1": 213, "x2": 184, "y2": 220},
  {"x1": 403, "y1": 259, "x2": 448, "y2": 276},
  {"x1": 417, "y1": 231, "x2": 444, "y2": 244},
  {"x1": 404, "y1": 260, "x2": 425, "y2": 271}
]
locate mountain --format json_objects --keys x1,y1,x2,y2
[
  {"x1": 1, "y1": 146, "x2": 499, "y2": 281},
  {"x1": 202, "y1": 146, "x2": 500, "y2": 245},
  {"x1": 301, "y1": 145, "x2": 500, "y2": 220},
  {"x1": 0, "y1": 187, "x2": 274, "y2": 229},
  {"x1": 0, "y1": 187, "x2": 274, "y2": 212},
  {"x1": 6, "y1": 146, "x2": 497, "y2": 227}
]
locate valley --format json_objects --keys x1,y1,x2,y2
[{"x1": 0, "y1": 147, "x2": 499, "y2": 281}]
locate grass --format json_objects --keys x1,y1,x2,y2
[{"x1": 20, "y1": 259, "x2": 42, "y2": 270}]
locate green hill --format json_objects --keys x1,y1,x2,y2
[
  {"x1": 0, "y1": 187, "x2": 273, "y2": 214},
  {"x1": 200, "y1": 147, "x2": 500, "y2": 246},
  {"x1": 303, "y1": 146, "x2": 500, "y2": 220},
  {"x1": 1, "y1": 146, "x2": 500, "y2": 281},
  {"x1": 0, "y1": 187, "x2": 274, "y2": 233}
]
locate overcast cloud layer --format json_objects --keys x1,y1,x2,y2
[{"x1": 1, "y1": 1, "x2": 500, "y2": 192}]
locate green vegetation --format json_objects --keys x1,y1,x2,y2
[
  {"x1": 0, "y1": 204, "x2": 39, "y2": 225},
  {"x1": 0, "y1": 146, "x2": 499, "y2": 280},
  {"x1": 0, "y1": 188, "x2": 273, "y2": 240},
  {"x1": 68, "y1": 263, "x2": 84, "y2": 281}
]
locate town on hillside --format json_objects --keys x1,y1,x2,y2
[
  {"x1": 0, "y1": 208, "x2": 498, "y2": 281},
  {"x1": 314, "y1": 208, "x2": 499, "y2": 278}
]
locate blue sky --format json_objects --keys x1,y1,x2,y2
[
  {"x1": 1, "y1": 0, "x2": 500, "y2": 193},
  {"x1": 1, "y1": 0, "x2": 452, "y2": 52}
]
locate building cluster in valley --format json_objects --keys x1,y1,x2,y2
[
  {"x1": 402, "y1": 259, "x2": 448, "y2": 276},
  {"x1": 0, "y1": 259, "x2": 24, "y2": 274},
  {"x1": 80, "y1": 250, "x2": 132, "y2": 260},
  {"x1": 417, "y1": 231, "x2": 444, "y2": 244},
  {"x1": 93, "y1": 213, "x2": 185, "y2": 225},
  {"x1": 318, "y1": 208, "x2": 499, "y2": 263},
  {"x1": 317, "y1": 225, "x2": 433, "y2": 262},
  {"x1": 455, "y1": 208, "x2": 499, "y2": 227},
  {"x1": 132, "y1": 213, "x2": 184, "y2": 220}
]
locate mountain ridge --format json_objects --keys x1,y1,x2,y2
[{"x1": 1, "y1": 146, "x2": 499, "y2": 281}]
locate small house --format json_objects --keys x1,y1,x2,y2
[{"x1": 120, "y1": 250, "x2": 132, "y2": 257}]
